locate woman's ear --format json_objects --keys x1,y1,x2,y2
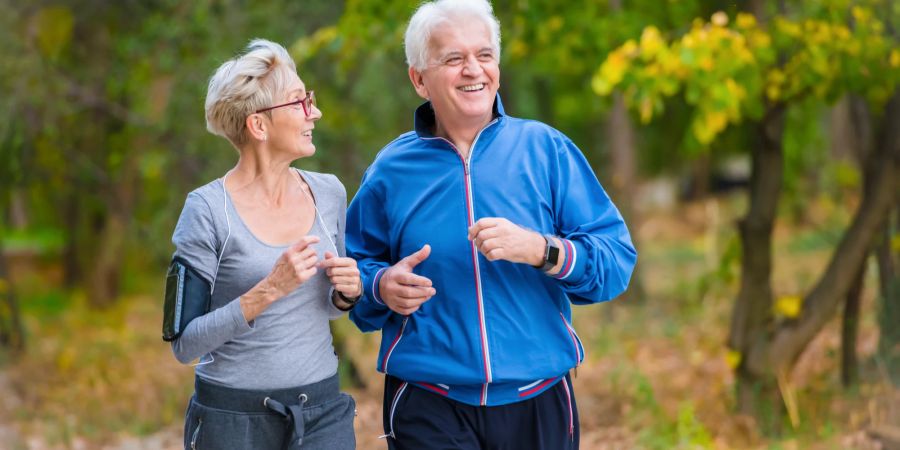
[{"x1": 245, "y1": 113, "x2": 268, "y2": 141}]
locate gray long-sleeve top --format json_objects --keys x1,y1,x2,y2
[{"x1": 170, "y1": 169, "x2": 346, "y2": 389}]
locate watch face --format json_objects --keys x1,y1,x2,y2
[{"x1": 547, "y1": 245, "x2": 560, "y2": 265}]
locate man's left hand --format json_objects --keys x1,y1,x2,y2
[{"x1": 468, "y1": 218, "x2": 545, "y2": 266}]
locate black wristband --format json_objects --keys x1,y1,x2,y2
[{"x1": 334, "y1": 290, "x2": 361, "y2": 311}]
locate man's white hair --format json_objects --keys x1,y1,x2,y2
[
  {"x1": 404, "y1": 0, "x2": 501, "y2": 72},
  {"x1": 205, "y1": 39, "x2": 298, "y2": 146}
]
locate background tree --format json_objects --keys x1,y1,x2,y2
[{"x1": 593, "y1": 1, "x2": 899, "y2": 425}]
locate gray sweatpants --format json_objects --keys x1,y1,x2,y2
[{"x1": 183, "y1": 373, "x2": 356, "y2": 449}]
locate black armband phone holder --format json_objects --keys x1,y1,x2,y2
[{"x1": 163, "y1": 257, "x2": 212, "y2": 342}]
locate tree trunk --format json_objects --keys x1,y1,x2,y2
[
  {"x1": 841, "y1": 263, "x2": 864, "y2": 387},
  {"x1": 534, "y1": 77, "x2": 555, "y2": 125},
  {"x1": 729, "y1": 89, "x2": 899, "y2": 425},
  {"x1": 606, "y1": 0, "x2": 643, "y2": 302},
  {"x1": 0, "y1": 239, "x2": 25, "y2": 355},
  {"x1": 840, "y1": 94, "x2": 874, "y2": 388},
  {"x1": 765, "y1": 92, "x2": 899, "y2": 388},
  {"x1": 876, "y1": 180, "x2": 899, "y2": 386},
  {"x1": 607, "y1": 93, "x2": 644, "y2": 301},
  {"x1": 88, "y1": 214, "x2": 125, "y2": 307},
  {"x1": 728, "y1": 104, "x2": 785, "y2": 420},
  {"x1": 62, "y1": 186, "x2": 81, "y2": 288},
  {"x1": 86, "y1": 133, "x2": 139, "y2": 307}
]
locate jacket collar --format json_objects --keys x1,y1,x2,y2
[{"x1": 414, "y1": 94, "x2": 506, "y2": 139}]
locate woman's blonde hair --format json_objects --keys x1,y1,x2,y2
[{"x1": 205, "y1": 39, "x2": 297, "y2": 146}]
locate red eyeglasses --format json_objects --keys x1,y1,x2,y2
[{"x1": 255, "y1": 91, "x2": 316, "y2": 116}]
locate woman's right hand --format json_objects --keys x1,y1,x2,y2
[
  {"x1": 241, "y1": 236, "x2": 320, "y2": 322},
  {"x1": 266, "y1": 235, "x2": 321, "y2": 298}
]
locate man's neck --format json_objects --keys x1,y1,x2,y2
[{"x1": 434, "y1": 116, "x2": 492, "y2": 159}]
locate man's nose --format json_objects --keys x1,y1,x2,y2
[{"x1": 461, "y1": 55, "x2": 483, "y2": 76}]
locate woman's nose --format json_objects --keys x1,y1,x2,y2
[{"x1": 309, "y1": 104, "x2": 322, "y2": 121}]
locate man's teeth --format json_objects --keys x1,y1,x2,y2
[
  {"x1": 460, "y1": 83, "x2": 485, "y2": 92},
  {"x1": 302, "y1": 131, "x2": 312, "y2": 136}
]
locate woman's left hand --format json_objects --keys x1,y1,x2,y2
[{"x1": 319, "y1": 252, "x2": 362, "y2": 298}]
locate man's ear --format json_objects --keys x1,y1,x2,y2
[
  {"x1": 245, "y1": 113, "x2": 268, "y2": 142},
  {"x1": 409, "y1": 67, "x2": 430, "y2": 100}
]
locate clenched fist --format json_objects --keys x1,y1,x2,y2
[{"x1": 379, "y1": 245, "x2": 436, "y2": 316}]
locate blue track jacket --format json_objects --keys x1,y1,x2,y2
[{"x1": 347, "y1": 96, "x2": 637, "y2": 406}]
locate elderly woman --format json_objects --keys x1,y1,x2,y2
[{"x1": 166, "y1": 39, "x2": 359, "y2": 449}]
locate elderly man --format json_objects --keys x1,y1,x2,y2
[{"x1": 346, "y1": 0, "x2": 636, "y2": 448}]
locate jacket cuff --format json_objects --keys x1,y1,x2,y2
[
  {"x1": 550, "y1": 238, "x2": 586, "y2": 282},
  {"x1": 367, "y1": 267, "x2": 389, "y2": 308}
]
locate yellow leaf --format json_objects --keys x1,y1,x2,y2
[
  {"x1": 736, "y1": 13, "x2": 756, "y2": 30},
  {"x1": 32, "y1": 6, "x2": 74, "y2": 60},
  {"x1": 774, "y1": 295, "x2": 803, "y2": 318},
  {"x1": 891, "y1": 233, "x2": 900, "y2": 252},
  {"x1": 640, "y1": 26, "x2": 664, "y2": 58},
  {"x1": 594, "y1": 51, "x2": 629, "y2": 95},
  {"x1": 57, "y1": 348, "x2": 75, "y2": 373},
  {"x1": 890, "y1": 49, "x2": 900, "y2": 68},
  {"x1": 725, "y1": 350, "x2": 742, "y2": 369},
  {"x1": 508, "y1": 39, "x2": 529, "y2": 60},
  {"x1": 621, "y1": 39, "x2": 638, "y2": 56},
  {"x1": 0, "y1": 279, "x2": 7, "y2": 294},
  {"x1": 591, "y1": 73, "x2": 613, "y2": 96},
  {"x1": 639, "y1": 97, "x2": 653, "y2": 123},
  {"x1": 725, "y1": 78, "x2": 746, "y2": 101},
  {"x1": 852, "y1": 6, "x2": 870, "y2": 24},
  {"x1": 834, "y1": 25, "x2": 851, "y2": 41},
  {"x1": 547, "y1": 15, "x2": 564, "y2": 32}
]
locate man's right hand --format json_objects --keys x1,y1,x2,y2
[{"x1": 379, "y1": 244, "x2": 436, "y2": 315}]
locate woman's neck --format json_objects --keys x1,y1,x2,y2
[{"x1": 226, "y1": 145, "x2": 299, "y2": 208}]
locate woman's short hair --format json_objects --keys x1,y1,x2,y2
[
  {"x1": 205, "y1": 39, "x2": 297, "y2": 146},
  {"x1": 404, "y1": 0, "x2": 501, "y2": 72}
]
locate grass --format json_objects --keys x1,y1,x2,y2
[{"x1": 1, "y1": 287, "x2": 194, "y2": 448}]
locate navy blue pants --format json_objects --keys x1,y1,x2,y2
[{"x1": 382, "y1": 374, "x2": 579, "y2": 450}]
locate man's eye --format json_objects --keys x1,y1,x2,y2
[
  {"x1": 445, "y1": 57, "x2": 463, "y2": 65},
  {"x1": 478, "y1": 53, "x2": 494, "y2": 61}
]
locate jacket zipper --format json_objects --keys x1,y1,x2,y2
[
  {"x1": 560, "y1": 313, "x2": 585, "y2": 371},
  {"x1": 422, "y1": 118, "x2": 499, "y2": 405},
  {"x1": 382, "y1": 316, "x2": 409, "y2": 374}
]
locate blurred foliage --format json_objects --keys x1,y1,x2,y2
[{"x1": 593, "y1": 2, "x2": 898, "y2": 149}]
